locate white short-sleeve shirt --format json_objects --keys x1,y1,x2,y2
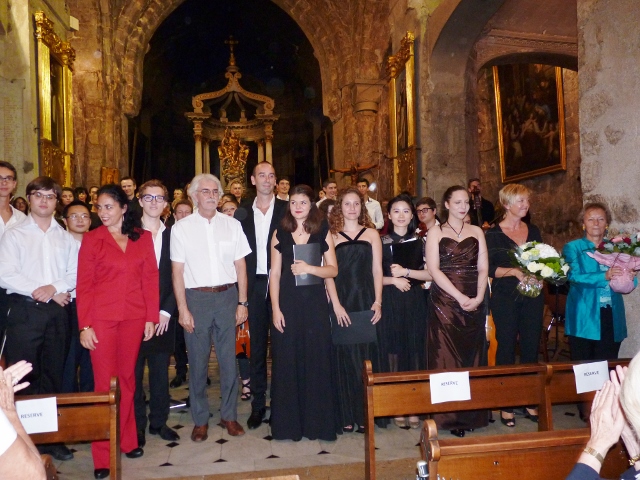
[{"x1": 171, "y1": 211, "x2": 252, "y2": 288}]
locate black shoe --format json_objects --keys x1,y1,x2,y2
[
  {"x1": 137, "y1": 430, "x2": 146, "y2": 448},
  {"x1": 247, "y1": 407, "x2": 266, "y2": 430},
  {"x1": 450, "y1": 429, "x2": 465, "y2": 437},
  {"x1": 170, "y1": 375, "x2": 186, "y2": 388},
  {"x1": 125, "y1": 447, "x2": 144, "y2": 459},
  {"x1": 149, "y1": 424, "x2": 180, "y2": 441},
  {"x1": 47, "y1": 444, "x2": 74, "y2": 461},
  {"x1": 94, "y1": 468, "x2": 110, "y2": 479},
  {"x1": 524, "y1": 409, "x2": 539, "y2": 423}
]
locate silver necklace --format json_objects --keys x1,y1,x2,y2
[{"x1": 447, "y1": 221, "x2": 463, "y2": 238}]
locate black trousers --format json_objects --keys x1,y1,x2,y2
[
  {"x1": 248, "y1": 276, "x2": 271, "y2": 411},
  {"x1": 61, "y1": 301, "x2": 94, "y2": 393},
  {"x1": 5, "y1": 295, "x2": 69, "y2": 395},
  {"x1": 134, "y1": 351, "x2": 171, "y2": 431},
  {"x1": 490, "y1": 291, "x2": 545, "y2": 365},
  {"x1": 173, "y1": 316, "x2": 188, "y2": 378},
  {"x1": 568, "y1": 306, "x2": 621, "y2": 362},
  {"x1": 0, "y1": 288, "x2": 9, "y2": 334}
]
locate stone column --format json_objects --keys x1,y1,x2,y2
[
  {"x1": 203, "y1": 140, "x2": 210, "y2": 174},
  {"x1": 578, "y1": 0, "x2": 640, "y2": 357},
  {"x1": 264, "y1": 124, "x2": 273, "y2": 163},
  {"x1": 257, "y1": 139, "x2": 264, "y2": 163},
  {"x1": 194, "y1": 121, "x2": 203, "y2": 176}
]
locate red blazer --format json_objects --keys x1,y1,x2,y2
[{"x1": 76, "y1": 226, "x2": 159, "y2": 329}]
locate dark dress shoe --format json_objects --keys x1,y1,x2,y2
[
  {"x1": 219, "y1": 419, "x2": 245, "y2": 436},
  {"x1": 94, "y1": 468, "x2": 110, "y2": 479},
  {"x1": 191, "y1": 424, "x2": 208, "y2": 442},
  {"x1": 169, "y1": 375, "x2": 185, "y2": 388},
  {"x1": 149, "y1": 424, "x2": 180, "y2": 441},
  {"x1": 450, "y1": 429, "x2": 465, "y2": 437},
  {"x1": 137, "y1": 430, "x2": 146, "y2": 448},
  {"x1": 48, "y1": 444, "x2": 74, "y2": 461},
  {"x1": 247, "y1": 407, "x2": 266, "y2": 430},
  {"x1": 125, "y1": 447, "x2": 144, "y2": 458}
]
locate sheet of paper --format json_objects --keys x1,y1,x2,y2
[
  {"x1": 430, "y1": 371, "x2": 471, "y2": 404},
  {"x1": 573, "y1": 361, "x2": 609, "y2": 394},
  {"x1": 15, "y1": 397, "x2": 58, "y2": 434}
]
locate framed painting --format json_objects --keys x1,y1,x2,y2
[
  {"x1": 493, "y1": 64, "x2": 566, "y2": 183},
  {"x1": 101, "y1": 167, "x2": 119, "y2": 185},
  {"x1": 388, "y1": 32, "x2": 416, "y2": 195}
]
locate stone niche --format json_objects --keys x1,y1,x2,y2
[{"x1": 476, "y1": 67, "x2": 583, "y2": 250}]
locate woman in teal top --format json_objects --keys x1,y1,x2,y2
[{"x1": 563, "y1": 202, "x2": 633, "y2": 364}]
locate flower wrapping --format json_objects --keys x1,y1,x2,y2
[
  {"x1": 586, "y1": 251, "x2": 640, "y2": 294},
  {"x1": 510, "y1": 241, "x2": 569, "y2": 298}
]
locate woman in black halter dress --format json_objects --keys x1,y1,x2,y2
[
  {"x1": 326, "y1": 188, "x2": 383, "y2": 432},
  {"x1": 425, "y1": 186, "x2": 489, "y2": 437}
]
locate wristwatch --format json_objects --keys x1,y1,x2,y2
[{"x1": 238, "y1": 301, "x2": 249, "y2": 307}]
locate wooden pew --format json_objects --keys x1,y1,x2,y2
[
  {"x1": 421, "y1": 419, "x2": 629, "y2": 480},
  {"x1": 17, "y1": 377, "x2": 121, "y2": 480},
  {"x1": 363, "y1": 362, "x2": 553, "y2": 480}
]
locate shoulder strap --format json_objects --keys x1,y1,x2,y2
[
  {"x1": 339, "y1": 231, "x2": 353, "y2": 241},
  {"x1": 353, "y1": 227, "x2": 367, "y2": 241}
]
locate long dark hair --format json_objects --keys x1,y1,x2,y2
[
  {"x1": 280, "y1": 184, "x2": 324, "y2": 235},
  {"x1": 97, "y1": 184, "x2": 142, "y2": 241},
  {"x1": 386, "y1": 193, "x2": 418, "y2": 234}
]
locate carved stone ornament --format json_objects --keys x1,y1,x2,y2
[{"x1": 34, "y1": 11, "x2": 76, "y2": 70}]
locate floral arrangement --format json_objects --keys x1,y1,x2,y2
[
  {"x1": 510, "y1": 241, "x2": 569, "y2": 297},
  {"x1": 588, "y1": 235, "x2": 640, "y2": 294}
]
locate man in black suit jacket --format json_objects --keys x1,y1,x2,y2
[
  {"x1": 134, "y1": 181, "x2": 179, "y2": 446},
  {"x1": 235, "y1": 162, "x2": 288, "y2": 429},
  {"x1": 468, "y1": 178, "x2": 496, "y2": 229}
]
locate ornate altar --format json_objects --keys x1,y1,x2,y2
[
  {"x1": 34, "y1": 11, "x2": 75, "y2": 187},
  {"x1": 185, "y1": 37, "x2": 279, "y2": 190}
]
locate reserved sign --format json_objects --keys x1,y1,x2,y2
[
  {"x1": 15, "y1": 397, "x2": 58, "y2": 434},
  {"x1": 430, "y1": 371, "x2": 471, "y2": 404},
  {"x1": 573, "y1": 361, "x2": 609, "y2": 394}
]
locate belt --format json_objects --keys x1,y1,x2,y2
[
  {"x1": 9, "y1": 293, "x2": 37, "y2": 304},
  {"x1": 255, "y1": 274, "x2": 269, "y2": 280},
  {"x1": 190, "y1": 284, "x2": 234, "y2": 293}
]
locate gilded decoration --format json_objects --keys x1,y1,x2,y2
[
  {"x1": 34, "y1": 12, "x2": 76, "y2": 70},
  {"x1": 218, "y1": 129, "x2": 249, "y2": 189}
]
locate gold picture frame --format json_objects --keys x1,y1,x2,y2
[
  {"x1": 34, "y1": 11, "x2": 75, "y2": 187},
  {"x1": 101, "y1": 167, "x2": 120, "y2": 186},
  {"x1": 493, "y1": 64, "x2": 566, "y2": 183},
  {"x1": 388, "y1": 32, "x2": 416, "y2": 195}
]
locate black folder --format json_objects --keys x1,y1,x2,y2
[
  {"x1": 331, "y1": 310, "x2": 377, "y2": 345},
  {"x1": 293, "y1": 243, "x2": 323, "y2": 286}
]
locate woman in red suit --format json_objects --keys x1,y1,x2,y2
[{"x1": 76, "y1": 184, "x2": 158, "y2": 479}]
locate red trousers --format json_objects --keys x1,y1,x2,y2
[{"x1": 90, "y1": 318, "x2": 145, "y2": 469}]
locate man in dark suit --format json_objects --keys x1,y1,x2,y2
[
  {"x1": 133, "y1": 180, "x2": 179, "y2": 446},
  {"x1": 235, "y1": 162, "x2": 288, "y2": 429},
  {"x1": 468, "y1": 178, "x2": 495, "y2": 229}
]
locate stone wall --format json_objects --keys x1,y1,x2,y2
[
  {"x1": 476, "y1": 67, "x2": 583, "y2": 250},
  {"x1": 577, "y1": 0, "x2": 640, "y2": 357}
]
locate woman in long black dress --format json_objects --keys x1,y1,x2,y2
[
  {"x1": 379, "y1": 193, "x2": 431, "y2": 428},
  {"x1": 325, "y1": 187, "x2": 382, "y2": 433},
  {"x1": 426, "y1": 185, "x2": 489, "y2": 438},
  {"x1": 269, "y1": 184, "x2": 340, "y2": 441}
]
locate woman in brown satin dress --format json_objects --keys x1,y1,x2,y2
[{"x1": 425, "y1": 185, "x2": 489, "y2": 438}]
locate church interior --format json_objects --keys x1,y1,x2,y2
[{"x1": 2, "y1": 0, "x2": 640, "y2": 478}]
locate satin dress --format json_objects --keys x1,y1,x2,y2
[{"x1": 428, "y1": 236, "x2": 489, "y2": 430}]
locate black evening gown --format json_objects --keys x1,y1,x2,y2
[
  {"x1": 270, "y1": 222, "x2": 340, "y2": 441},
  {"x1": 428, "y1": 236, "x2": 489, "y2": 430},
  {"x1": 333, "y1": 229, "x2": 382, "y2": 429},
  {"x1": 377, "y1": 232, "x2": 428, "y2": 373}
]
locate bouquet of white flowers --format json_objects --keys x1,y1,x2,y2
[{"x1": 509, "y1": 241, "x2": 570, "y2": 297}]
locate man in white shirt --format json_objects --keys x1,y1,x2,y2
[
  {"x1": 171, "y1": 173, "x2": 251, "y2": 441},
  {"x1": 276, "y1": 176, "x2": 290, "y2": 201},
  {"x1": 356, "y1": 177, "x2": 384, "y2": 229},
  {"x1": 0, "y1": 176, "x2": 77, "y2": 461},
  {"x1": 235, "y1": 162, "x2": 288, "y2": 429},
  {"x1": 0, "y1": 161, "x2": 26, "y2": 333},
  {"x1": 316, "y1": 178, "x2": 337, "y2": 206}
]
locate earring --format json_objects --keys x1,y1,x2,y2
[
  {"x1": 582, "y1": 225, "x2": 585, "y2": 232},
  {"x1": 605, "y1": 225, "x2": 609, "y2": 237}
]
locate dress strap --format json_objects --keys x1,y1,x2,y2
[
  {"x1": 353, "y1": 227, "x2": 368, "y2": 241},
  {"x1": 339, "y1": 231, "x2": 353, "y2": 241}
]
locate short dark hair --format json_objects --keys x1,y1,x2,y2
[
  {"x1": 63, "y1": 200, "x2": 90, "y2": 218},
  {"x1": 97, "y1": 184, "x2": 142, "y2": 241},
  {"x1": 356, "y1": 177, "x2": 369, "y2": 186},
  {"x1": 74, "y1": 186, "x2": 89, "y2": 200},
  {"x1": 252, "y1": 161, "x2": 275, "y2": 177},
  {"x1": 0, "y1": 161, "x2": 17, "y2": 182},
  {"x1": 26, "y1": 176, "x2": 62, "y2": 199},
  {"x1": 62, "y1": 187, "x2": 74, "y2": 194},
  {"x1": 280, "y1": 184, "x2": 324, "y2": 235},
  {"x1": 467, "y1": 178, "x2": 480, "y2": 188},
  {"x1": 323, "y1": 178, "x2": 337, "y2": 189},
  {"x1": 416, "y1": 197, "x2": 437, "y2": 210},
  {"x1": 386, "y1": 193, "x2": 418, "y2": 234},
  {"x1": 278, "y1": 176, "x2": 290, "y2": 184},
  {"x1": 120, "y1": 176, "x2": 136, "y2": 187},
  {"x1": 173, "y1": 199, "x2": 193, "y2": 212}
]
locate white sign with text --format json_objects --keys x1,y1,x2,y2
[
  {"x1": 573, "y1": 361, "x2": 609, "y2": 394},
  {"x1": 430, "y1": 371, "x2": 471, "y2": 404},
  {"x1": 15, "y1": 397, "x2": 58, "y2": 434}
]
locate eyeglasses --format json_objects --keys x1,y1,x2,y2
[
  {"x1": 0, "y1": 175, "x2": 15, "y2": 183},
  {"x1": 141, "y1": 194, "x2": 166, "y2": 203},
  {"x1": 197, "y1": 189, "x2": 219, "y2": 197},
  {"x1": 67, "y1": 213, "x2": 91, "y2": 220},
  {"x1": 31, "y1": 191, "x2": 57, "y2": 201},
  {"x1": 416, "y1": 208, "x2": 435, "y2": 214}
]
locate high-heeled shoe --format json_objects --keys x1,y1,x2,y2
[
  {"x1": 450, "y1": 429, "x2": 465, "y2": 437},
  {"x1": 240, "y1": 380, "x2": 251, "y2": 401},
  {"x1": 408, "y1": 416, "x2": 421, "y2": 429},
  {"x1": 393, "y1": 417, "x2": 407, "y2": 428},
  {"x1": 343, "y1": 425, "x2": 354, "y2": 433},
  {"x1": 500, "y1": 411, "x2": 516, "y2": 428},
  {"x1": 524, "y1": 409, "x2": 539, "y2": 423}
]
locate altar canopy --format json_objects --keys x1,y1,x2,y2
[{"x1": 185, "y1": 37, "x2": 279, "y2": 188}]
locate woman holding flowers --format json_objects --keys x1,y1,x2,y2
[
  {"x1": 563, "y1": 203, "x2": 632, "y2": 366},
  {"x1": 486, "y1": 183, "x2": 544, "y2": 427}
]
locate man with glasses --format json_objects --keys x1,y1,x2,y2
[
  {"x1": 356, "y1": 177, "x2": 384, "y2": 229},
  {"x1": 133, "y1": 180, "x2": 180, "y2": 447},
  {"x1": 171, "y1": 174, "x2": 251, "y2": 441},
  {"x1": 416, "y1": 197, "x2": 439, "y2": 237},
  {"x1": 0, "y1": 176, "x2": 77, "y2": 461}
]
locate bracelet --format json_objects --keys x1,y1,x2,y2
[
  {"x1": 81, "y1": 325, "x2": 92, "y2": 332},
  {"x1": 373, "y1": 301, "x2": 382, "y2": 307},
  {"x1": 404, "y1": 268, "x2": 410, "y2": 278},
  {"x1": 583, "y1": 446, "x2": 605, "y2": 464},
  {"x1": 629, "y1": 453, "x2": 640, "y2": 466}
]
